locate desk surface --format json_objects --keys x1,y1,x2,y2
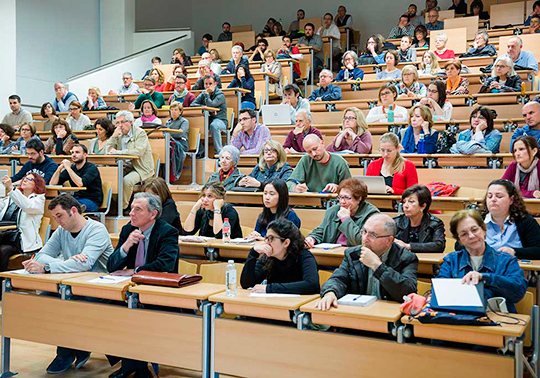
[
  {"x1": 0, "y1": 225, "x2": 16, "y2": 231},
  {"x1": 209, "y1": 289, "x2": 318, "y2": 311},
  {"x1": 129, "y1": 282, "x2": 224, "y2": 300},
  {"x1": 61, "y1": 272, "x2": 133, "y2": 301},
  {"x1": 301, "y1": 299, "x2": 402, "y2": 323},
  {"x1": 0, "y1": 271, "x2": 89, "y2": 284}
]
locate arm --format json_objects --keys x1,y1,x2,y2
[
  {"x1": 308, "y1": 88, "x2": 319, "y2": 102},
  {"x1": 365, "y1": 107, "x2": 386, "y2": 123},
  {"x1": 501, "y1": 76, "x2": 522, "y2": 93},
  {"x1": 351, "y1": 132, "x2": 373, "y2": 153},
  {"x1": 374, "y1": 251, "x2": 418, "y2": 300},
  {"x1": 119, "y1": 129, "x2": 151, "y2": 157},
  {"x1": 49, "y1": 165, "x2": 63, "y2": 185},
  {"x1": 138, "y1": 227, "x2": 179, "y2": 272},
  {"x1": 320, "y1": 85, "x2": 342, "y2": 101},
  {"x1": 482, "y1": 257, "x2": 527, "y2": 304},
  {"x1": 205, "y1": 92, "x2": 226, "y2": 109},
  {"x1": 338, "y1": 216, "x2": 364, "y2": 246},
  {"x1": 424, "y1": 130, "x2": 439, "y2": 154},
  {"x1": 286, "y1": 159, "x2": 307, "y2": 191},
  {"x1": 9, "y1": 190, "x2": 44, "y2": 215},
  {"x1": 191, "y1": 92, "x2": 206, "y2": 107},
  {"x1": 241, "y1": 126, "x2": 271, "y2": 155},
  {"x1": 409, "y1": 218, "x2": 446, "y2": 253},
  {"x1": 482, "y1": 130, "x2": 502, "y2": 153},
  {"x1": 307, "y1": 207, "x2": 334, "y2": 244},
  {"x1": 320, "y1": 250, "x2": 355, "y2": 298},
  {"x1": 267, "y1": 252, "x2": 320, "y2": 294},
  {"x1": 240, "y1": 249, "x2": 266, "y2": 288}
]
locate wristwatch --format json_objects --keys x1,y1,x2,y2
[
  {"x1": 214, "y1": 209, "x2": 222, "y2": 214},
  {"x1": 43, "y1": 264, "x2": 51, "y2": 274}
]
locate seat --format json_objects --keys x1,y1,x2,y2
[
  {"x1": 240, "y1": 225, "x2": 254, "y2": 237},
  {"x1": 185, "y1": 127, "x2": 201, "y2": 186},
  {"x1": 85, "y1": 182, "x2": 113, "y2": 224},
  {"x1": 417, "y1": 280, "x2": 431, "y2": 296},
  {"x1": 7, "y1": 217, "x2": 51, "y2": 270},
  {"x1": 178, "y1": 259, "x2": 198, "y2": 275},
  {"x1": 444, "y1": 238, "x2": 456, "y2": 254},
  {"x1": 255, "y1": 91, "x2": 263, "y2": 110},
  {"x1": 199, "y1": 262, "x2": 244, "y2": 285},
  {"x1": 152, "y1": 152, "x2": 160, "y2": 177},
  {"x1": 516, "y1": 291, "x2": 534, "y2": 347},
  {"x1": 318, "y1": 270, "x2": 333, "y2": 287},
  {"x1": 226, "y1": 108, "x2": 235, "y2": 145},
  {"x1": 39, "y1": 217, "x2": 51, "y2": 243}
]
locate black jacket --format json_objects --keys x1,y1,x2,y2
[
  {"x1": 480, "y1": 75, "x2": 522, "y2": 93},
  {"x1": 514, "y1": 214, "x2": 540, "y2": 259},
  {"x1": 321, "y1": 243, "x2": 418, "y2": 302},
  {"x1": 107, "y1": 218, "x2": 179, "y2": 273},
  {"x1": 162, "y1": 197, "x2": 183, "y2": 234},
  {"x1": 461, "y1": 44, "x2": 497, "y2": 58},
  {"x1": 394, "y1": 213, "x2": 446, "y2": 253}
]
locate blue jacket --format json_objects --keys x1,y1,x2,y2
[
  {"x1": 335, "y1": 68, "x2": 364, "y2": 82},
  {"x1": 450, "y1": 128, "x2": 502, "y2": 154},
  {"x1": 11, "y1": 155, "x2": 58, "y2": 184},
  {"x1": 308, "y1": 84, "x2": 342, "y2": 102},
  {"x1": 222, "y1": 56, "x2": 249, "y2": 75},
  {"x1": 228, "y1": 76, "x2": 255, "y2": 105},
  {"x1": 437, "y1": 244, "x2": 527, "y2": 313},
  {"x1": 400, "y1": 126, "x2": 439, "y2": 154},
  {"x1": 510, "y1": 125, "x2": 540, "y2": 151},
  {"x1": 248, "y1": 162, "x2": 293, "y2": 186}
]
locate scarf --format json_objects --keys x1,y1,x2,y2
[
  {"x1": 219, "y1": 168, "x2": 234, "y2": 182},
  {"x1": 141, "y1": 114, "x2": 157, "y2": 123},
  {"x1": 173, "y1": 88, "x2": 188, "y2": 100},
  {"x1": 447, "y1": 76, "x2": 462, "y2": 92},
  {"x1": 515, "y1": 157, "x2": 540, "y2": 191}
]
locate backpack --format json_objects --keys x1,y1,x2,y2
[{"x1": 436, "y1": 130, "x2": 457, "y2": 153}]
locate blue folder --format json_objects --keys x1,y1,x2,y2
[{"x1": 430, "y1": 281, "x2": 487, "y2": 316}]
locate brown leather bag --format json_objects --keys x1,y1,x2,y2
[{"x1": 132, "y1": 270, "x2": 203, "y2": 288}]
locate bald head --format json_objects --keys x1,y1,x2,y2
[
  {"x1": 507, "y1": 37, "x2": 523, "y2": 60},
  {"x1": 522, "y1": 101, "x2": 540, "y2": 129},
  {"x1": 362, "y1": 213, "x2": 396, "y2": 254},
  {"x1": 302, "y1": 134, "x2": 327, "y2": 161}
]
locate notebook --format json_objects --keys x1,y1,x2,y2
[
  {"x1": 430, "y1": 278, "x2": 487, "y2": 316},
  {"x1": 337, "y1": 294, "x2": 377, "y2": 307}
]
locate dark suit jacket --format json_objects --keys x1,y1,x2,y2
[{"x1": 107, "y1": 218, "x2": 179, "y2": 273}]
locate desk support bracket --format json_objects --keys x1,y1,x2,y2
[
  {"x1": 201, "y1": 301, "x2": 213, "y2": 378},
  {"x1": 59, "y1": 284, "x2": 72, "y2": 300},
  {"x1": 294, "y1": 311, "x2": 311, "y2": 330},
  {"x1": 206, "y1": 247, "x2": 219, "y2": 261},
  {"x1": 532, "y1": 304, "x2": 539, "y2": 376},
  {"x1": 127, "y1": 292, "x2": 139, "y2": 309},
  {"x1": 209, "y1": 303, "x2": 223, "y2": 378},
  {"x1": 1, "y1": 280, "x2": 17, "y2": 378}
]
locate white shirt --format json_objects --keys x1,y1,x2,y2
[
  {"x1": 133, "y1": 117, "x2": 162, "y2": 128},
  {"x1": 366, "y1": 105, "x2": 408, "y2": 123},
  {"x1": 66, "y1": 114, "x2": 91, "y2": 131}
]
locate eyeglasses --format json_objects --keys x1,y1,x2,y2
[
  {"x1": 24, "y1": 176, "x2": 35, "y2": 182},
  {"x1": 263, "y1": 148, "x2": 277, "y2": 154},
  {"x1": 458, "y1": 226, "x2": 483, "y2": 240},
  {"x1": 343, "y1": 116, "x2": 357, "y2": 121},
  {"x1": 380, "y1": 91, "x2": 393, "y2": 97},
  {"x1": 361, "y1": 228, "x2": 392, "y2": 239},
  {"x1": 494, "y1": 64, "x2": 508, "y2": 69},
  {"x1": 238, "y1": 117, "x2": 251, "y2": 122},
  {"x1": 264, "y1": 235, "x2": 285, "y2": 243},
  {"x1": 337, "y1": 194, "x2": 353, "y2": 201},
  {"x1": 20, "y1": 128, "x2": 31, "y2": 132},
  {"x1": 471, "y1": 114, "x2": 486, "y2": 120},
  {"x1": 69, "y1": 108, "x2": 79, "y2": 111},
  {"x1": 402, "y1": 72, "x2": 414, "y2": 76},
  {"x1": 116, "y1": 120, "x2": 130, "y2": 125},
  {"x1": 427, "y1": 89, "x2": 439, "y2": 94}
]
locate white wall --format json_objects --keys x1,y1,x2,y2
[{"x1": 0, "y1": 0, "x2": 17, "y2": 117}]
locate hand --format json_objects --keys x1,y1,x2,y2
[
  {"x1": 1, "y1": 134, "x2": 9, "y2": 143},
  {"x1": 406, "y1": 91, "x2": 415, "y2": 98},
  {"x1": 167, "y1": 75, "x2": 175, "y2": 83},
  {"x1": 498, "y1": 246, "x2": 516, "y2": 256},
  {"x1": 419, "y1": 97, "x2": 430, "y2": 106},
  {"x1": 108, "y1": 90, "x2": 118, "y2": 95},
  {"x1": 206, "y1": 85, "x2": 215, "y2": 94},
  {"x1": 87, "y1": 96, "x2": 93, "y2": 105},
  {"x1": 128, "y1": 103, "x2": 135, "y2": 111},
  {"x1": 61, "y1": 159, "x2": 71, "y2": 170},
  {"x1": 393, "y1": 239, "x2": 411, "y2": 250},
  {"x1": 113, "y1": 126, "x2": 123, "y2": 138},
  {"x1": 462, "y1": 271, "x2": 483, "y2": 285},
  {"x1": 213, "y1": 198, "x2": 224, "y2": 210},
  {"x1": 2, "y1": 176, "x2": 13, "y2": 192},
  {"x1": 281, "y1": 97, "x2": 290, "y2": 105},
  {"x1": 11, "y1": 145, "x2": 18, "y2": 151},
  {"x1": 122, "y1": 229, "x2": 145, "y2": 252},
  {"x1": 109, "y1": 148, "x2": 120, "y2": 154},
  {"x1": 239, "y1": 176, "x2": 261, "y2": 188},
  {"x1": 70, "y1": 253, "x2": 88, "y2": 263},
  {"x1": 473, "y1": 40, "x2": 478, "y2": 49},
  {"x1": 385, "y1": 185, "x2": 394, "y2": 194},
  {"x1": 489, "y1": 81, "x2": 501, "y2": 90},
  {"x1": 345, "y1": 128, "x2": 357, "y2": 139},
  {"x1": 233, "y1": 123, "x2": 242, "y2": 135},
  {"x1": 191, "y1": 198, "x2": 203, "y2": 213},
  {"x1": 305, "y1": 236, "x2": 316, "y2": 249},
  {"x1": 368, "y1": 45, "x2": 376, "y2": 54},
  {"x1": 315, "y1": 292, "x2": 338, "y2": 311},
  {"x1": 111, "y1": 269, "x2": 135, "y2": 276},
  {"x1": 56, "y1": 129, "x2": 67, "y2": 138},
  {"x1": 248, "y1": 231, "x2": 264, "y2": 241},
  {"x1": 322, "y1": 183, "x2": 338, "y2": 193},
  {"x1": 22, "y1": 259, "x2": 45, "y2": 274},
  {"x1": 254, "y1": 243, "x2": 272, "y2": 256},
  {"x1": 293, "y1": 126, "x2": 303, "y2": 135},
  {"x1": 359, "y1": 246, "x2": 382, "y2": 271},
  {"x1": 250, "y1": 284, "x2": 267, "y2": 293},
  {"x1": 315, "y1": 97, "x2": 322, "y2": 102},
  {"x1": 294, "y1": 183, "x2": 308, "y2": 193},
  {"x1": 337, "y1": 206, "x2": 351, "y2": 220},
  {"x1": 475, "y1": 120, "x2": 487, "y2": 133},
  {"x1": 285, "y1": 147, "x2": 300, "y2": 154},
  {"x1": 421, "y1": 121, "x2": 430, "y2": 133},
  {"x1": 534, "y1": 190, "x2": 540, "y2": 199}
]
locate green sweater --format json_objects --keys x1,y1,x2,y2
[
  {"x1": 286, "y1": 153, "x2": 351, "y2": 192},
  {"x1": 133, "y1": 91, "x2": 165, "y2": 109}
]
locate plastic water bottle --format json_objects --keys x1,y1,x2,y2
[
  {"x1": 387, "y1": 105, "x2": 394, "y2": 123},
  {"x1": 226, "y1": 260, "x2": 237, "y2": 297},
  {"x1": 425, "y1": 63, "x2": 431, "y2": 74},
  {"x1": 344, "y1": 69, "x2": 350, "y2": 81},
  {"x1": 222, "y1": 218, "x2": 231, "y2": 243},
  {"x1": 20, "y1": 140, "x2": 26, "y2": 155},
  {"x1": 418, "y1": 134, "x2": 426, "y2": 154}
]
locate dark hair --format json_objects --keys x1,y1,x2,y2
[
  {"x1": 94, "y1": 118, "x2": 115, "y2": 138},
  {"x1": 481, "y1": 179, "x2": 528, "y2": 222},
  {"x1": 0, "y1": 124, "x2": 15, "y2": 140},
  {"x1": 534, "y1": 0, "x2": 540, "y2": 9},
  {"x1": 258, "y1": 38, "x2": 269, "y2": 46},
  {"x1": 201, "y1": 181, "x2": 226, "y2": 199},
  {"x1": 26, "y1": 138, "x2": 45, "y2": 153},
  {"x1": 400, "y1": 14, "x2": 411, "y2": 21},
  {"x1": 143, "y1": 177, "x2": 173, "y2": 204},
  {"x1": 72, "y1": 143, "x2": 88, "y2": 154},
  {"x1": 409, "y1": 3, "x2": 417, "y2": 9},
  {"x1": 385, "y1": 50, "x2": 400, "y2": 64},
  {"x1": 402, "y1": 184, "x2": 432, "y2": 213},
  {"x1": 337, "y1": 178, "x2": 368, "y2": 205},
  {"x1": 283, "y1": 84, "x2": 300, "y2": 96},
  {"x1": 378, "y1": 83, "x2": 398, "y2": 101},
  {"x1": 258, "y1": 179, "x2": 291, "y2": 231},
  {"x1": 429, "y1": 80, "x2": 446, "y2": 108},
  {"x1": 305, "y1": 22, "x2": 315, "y2": 30},
  {"x1": 51, "y1": 118, "x2": 72, "y2": 142},
  {"x1": 176, "y1": 74, "x2": 188, "y2": 83},
  {"x1": 324, "y1": 12, "x2": 333, "y2": 19},
  {"x1": 143, "y1": 76, "x2": 156, "y2": 85},
  {"x1": 8, "y1": 95, "x2": 21, "y2": 103},
  {"x1": 202, "y1": 33, "x2": 213, "y2": 40},
  {"x1": 222, "y1": 22, "x2": 231, "y2": 27},
  {"x1": 470, "y1": 0, "x2": 484, "y2": 13},
  {"x1": 531, "y1": 14, "x2": 540, "y2": 21},
  {"x1": 469, "y1": 106, "x2": 496, "y2": 134},
  {"x1": 282, "y1": 35, "x2": 292, "y2": 42},
  {"x1": 512, "y1": 135, "x2": 540, "y2": 159},
  {"x1": 261, "y1": 218, "x2": 305, "y2": 279},
  {"x1": 151, "y1": 56, "x2": 161, "y2": 63},
  {"x1": 367, "y1": 34, "x2": 383, "y2": 54},
  {"x1": 298, "y1": 8, "x2": 305, "y2": 14},
  {"x1": 239, "y1": 108, "x2": 257, "y2": 119},
  {"x1": 40, "y1": 102, "x2": 56, "y2": 118},
  {"x1": 203, "y1": 74, "x2": 216, "y2": 83},
  {"x1": 414, "y1": 25, "x2": 428, "y2": 43},
  {"x1": 48, "y1": 194, "x2": 83, "y2": 214},
  {"x1": 267, "y1": 18, "x2": 277, "y2": 23},
  {"x1": 20, "y1": 172, "x2": 46, "y2": 195}
]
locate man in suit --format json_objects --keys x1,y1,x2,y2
[{"x1": 107, "y1": 192, "x2": 179, "y2": 378}]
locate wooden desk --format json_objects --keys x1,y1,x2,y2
[
  {"x1": 61, "y1": 272, "x2": 134, "y2": 302},
  {"x1": 0, "y1": 225, "x2": 16, "y2": 231},
  {"x1": 417, "y1": 253, "x2": 446, "y2": 275},
  {"x1": 0, "y1": 271, "x2": 90, "y2": 294},
  {"x1": 45, "y1": 186, "x2": 87, "y2": 197},
  {"x1": 129, "y1": 282, "x2": 224, "y2": 310}
]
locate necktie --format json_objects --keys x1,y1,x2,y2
[{"x1": 135, "y1": 237, "x2": 145, "y2": 268}]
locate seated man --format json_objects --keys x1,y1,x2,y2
[
  {"x1": 528, "y1": 14, "x2": 540, "y2": 34},
  {"x1": 510, "y1": 101, "x2": 540, "y2": 149},
  {"x1": 388, "y1": 14, "x2": 414, "y2": 39},
  {"x1": 192, "y1": 60, "x2": 222, "y2": 90},
  {"x1": 288, "y1": 9, "x2": 305, "y2": 35},
  {"x1": 286, "y1": 134, "x2": 351, "y2": 193},
  {"x1": 297, "y1": 23, "x2": 324, "y2": 71},
  {"x1": 407, "y1": 4, "x2": 424, "y2": 26},
  {"x1": 217, "y1": 22, "x2": 232, "y2": 42},
  {"x1": 282, "y1": 84, "x2": 310, "y2": 124},
  {"x1": 308, "y1": 69, "x2": 342, "y2": 102},
  {"x1": 52, "y1": 82, "x2": 79, "y2": 112},
  {"x1": 107, "y1": 111, "x2": 155, "y2": 212},
  {"x1": 277, "y1": 36, "x2": 301, "y2": 80},
  {"x1": 200, "y1": 51, "x2": 222, "y2": 75},
  {"x1": 130, "y1": 77, "x2": 165, "y2": 109},
  {"x1": 505, "y1": 36, "x2": 539, "y2": 73},
  {"x1": 222, "y1": 45, "x2": 249, "y2": 75},
  {"x1": 425, "y1": 9, "x2": 444, "y2": 32},
  {"x1": 461, "y1": 31, "x2": 497, "y2": 57},
  {"x1": 230, "y1": 108, "x2": 271, "y2": 155},
  {"x1": 283, "y1": 110, "x2": 323, "y2": 154},
  {"x1": 23, "y1": 194, "x2": 113, "y2": 374},
  {"x1": 49, "y1": 144, "x2": 103, "y2": 212},
  {"x1": 168, "y1": 74, "x2": 196, "y2": 107},
  {"x1": 1, "y1": 95, "x2": 32, "y2": 129},
  {"x1": 191, "y1": 74, "x2": 228, "y2": 154},
  {"x1": 110, "y1": 72, "x2": 140, "y2": 95},
  {"x1": 197, "y1": 33, "x2": 213, "y2": 55},
  {"x1": 248, "y1": 38, "x2": 269, "y2": 62},
  {"x1": 317, "y1": 14, "x2": 342, "y2": 58},
  {"x1": 11, "y1": 138, "x2": 58, "y2": 184},
  {"x1": 315, "y1": 213, "x2": 418, "y2": 310},
  {"x1": 107, "y1": 192, "x2": 179, "y2": 378}
]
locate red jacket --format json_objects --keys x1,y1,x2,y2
[{"x1": 365, "y1": 158, "x2": 418, "y2": 195}]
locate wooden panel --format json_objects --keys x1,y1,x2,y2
[
  {"x1": 445, "y1": 16, "x2": 479, "y2": 41},
  {"x1": 430, "y1": 27, "x2": 468, "y2": 54},
  {"x1": 230, "y1": 24, "x2": 252, "y2": 33},
  {"x1": 209, "y1": 41, "x2": 233, "y2": 61},
  {"x1": 300, "y1": 17, "x2": 322, "y2": 31},
  {"x1": 490, "y1": 2, "x2": 526, "y2": 27},
  {"x1": 233, "y1": 31, "x2": 255, "y2": 49},
  {"x1": 499, "y1": 34, "x2": 540, "y2": 62},
  {"x1": 417, "y1": 168, "x2": 504, "y2": 189},
  {"x1": 425, "y1": 9, "x2": 455, "y2": 23}
]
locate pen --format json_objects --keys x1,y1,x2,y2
[
  {"x1": 352, "y1": 295, "x2": 362, "y2": 301},
  {"x1": 291, "y1": 179, "x2": 303, "y2": 185}
]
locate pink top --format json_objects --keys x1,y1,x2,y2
[
  {"x1": 434, "y1": 49, "x2": 456, "y2": 60},
  {"x1": 327, "y1": 131, "x2": 373, "y2": 153}
]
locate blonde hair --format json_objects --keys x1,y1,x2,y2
[
  {"x1": 169, "y1": 101, "x2": 183, "y2": 116},
  {"x1": 379, "y1": 132, "x2": 405, "y2": 174},
  {"x1": 401, "y1": 64, "x2": 419, "y2": 82},
  {"x1": 421, "y1": 51, "x2": 440, "y2": 73},
  {"x1": 258, "y1": 140, "x2": 287, "y2": 172},
  {"x1": 409, "y1": 104, "x2": 434, "y2": 129},
  {"x1": 88, "y1": 87, "x2": 102, "y2": 98},
  {"x1": 342, "y1": 107, "x2": 368, "y2": 136},
  {"x1": 264, "y1": 50, "x2": 276, "y2": 59},
  {"x1": 150, "y1": 68, "x2": 165, "y2": 84}
]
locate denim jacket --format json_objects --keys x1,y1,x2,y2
[
  {"x1": 437, "y1": 244, "x2": 527, "y2": 313},
  {"x1": 450, "y1": 128, "x2": 502, "y2": 154}
]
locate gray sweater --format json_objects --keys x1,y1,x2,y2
[{"x1": 34, "y1": 218, "x2": 113, "y2": 273}]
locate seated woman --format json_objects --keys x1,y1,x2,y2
[
  {"x1": 449, "y1": 0, "x2": 467, "y2": 14},
  {"x1": 335, "y1": 51, "x2": 365, "y2": 81},
  {"x1": 376, "y1": 50, "x2": 402, "y2": 80},
  {"x1": 438, "y1": 209, "x2": 527, "y2": 313},
  {"x1": 359, "y1": 35, "x2": 385, "y2": 65},
  {"x1": 366, "y1": 132, "x2": 418, "y2": 194},
  {"x1": 44, "y1": 119, "x2": 78, "y2": 155},
  {"x1": 461, "y1": 31, "x2": 497, "y2": 58},
  {"x1": 210, "y1": 48, "x2": 222, "y2": 64},
  {"x1": 149, "y1": 68, "x2": 166, "y2": 92},
  {"x1": 418, "y1": 51, "x2": 442, "y2": 76},
  {"x1": 397, "y1": 65, "x2": 427, "y2": 98},
  {"x1": 261, "y1": 50, "x2": 283, "y2": 97},
  {"x1": 502, "y1": 135, "x2": 540, "y2": 198},
  {"x1": 82, "y1": 87, "x2": 107, "y2": 111},
  {"x1": 143, "y1": 177, "x2": 183, "y2": 233},
  {"x1": 400, "y1": 105, "x2": 439, "y2": 154},
  {"x1": 207, "y1": 145, "x2": 245, "y2": 190},
  {"x1": 65, "y1": 101, "x2": 91, "y2": 131},
  {"x1": 40, "y1": 102, "x2": 58, "y2": 131},
  {"x1": 481, "y1": 179, "x2": 540, "y2": 259},
  {"x1": 328, "y1": 107, "x2": 372, "y2": 153},
  {"x1": 445, "y1": 60, "x2": 469, "y2": 95},
  {"x1": 433, "y1": 32, "x2": 455, "y2": 60},
  {"x1": 165, "y1": 101, "x2": 189, "y2": 180},
  {"x1": 237, "y1": 140, "x2": 293, "y2": 189},
  {"x1": 13, "y1": 122, "x2": 40, "y2": 153},
  {"x1": 480, "y1": 56, "x2": 522, "y2": 93},
  {"x1": 394, "y1": 184, "x2": 446, "y2": 253},
  {"x1": 133, "y1": 100, "x2": 162, "y2": 127},
  {"x1": 0, "y1": 174, "x2": 45, "y2": 272},
  {"x1": 450, "y1": 106, "x2": 502, "y2": 154},
  {"x1": 273, "y1": 22, "x2": 286, "y2": 36},
  {"x1": 0, "y1": 124, "x2": 16, "y2": 154},
  {"x1": 171, "y1": 47, "x2": 193, "y2": 66},
  {"x1": 366, "y1": 84, "x2": 408, "y2": 123},
  {"x1": 228, "y1": 64, "x2": 256, "y2": 110},
  {"x1": 89, "y1": 118, "x2": 114, "y2": 155},
  {"x1": 250, "y1": 178, "x2": 301, "y2": 238},
  {"x1": 163, "y1": 65, "x2": 191, "y2": 92},
  {"x1": 419, "y1": 80, "x2": 453, "y2": 121},
  {"x1": 241, "y1": 218, "x2": 319, "y2": 294},
  {"x1": 305, "y1": 178, "x2": 379, "y2": 248},
  {"x1": 469, "y1": 0, "x2": 490, "y2": 20},
  {"x1": 399, "y1": 36, "x2": 417, "y2": 63},
  {"x1": 183, "y1": 181, "x2": 243, "y2": 239},
  {"x1": 413, "y1": 24, "x2": 429, "y2": 48}
]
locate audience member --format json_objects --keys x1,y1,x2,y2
[
  {"x1": 66, "y1": 101, "x2": 91, "y2": 131},
  {"x1": 246, "y1": 34, "x2": 265, "y2": 53},
  {"x1": 143, "y1": 177, "x2": 183, "y2": 234},
  {"x1": 283, "y1": 111, "x2": 323, "y2": 154},
  {"x1": 11, "y1": 139, "x2": 58, "y2": 184},
  {"x1": 171, "y1": 47, "x2": 192, "y2": 66},
  {"x1": 361, "y1": 35, "x2": 386, "y2": 65},
  {"x1": 461, "y1": 31, "x2": 497, "y2": 57},
  {"x1": 400, "y1": 105, "x2": 439, "y2": 153},
  {"x1": 111, "y1": 72, "x2": 140, "y2": 95},
  {"x1": 200, "y1": 52, "x2": 222, "y2": 76},
  {"x1": 425, "y1": 9, "x2": 444, "y2": 31},
  {"x1": 165, "y1": 101, "x2": 189, "y2": 180},
  {"x1": 261, "y1": 50, "x2": 283, "y2": 96},
  {"x1": 366, "y1": 84, "x2": 408, "y2": 123},
  {"x1": 0, "y1": 124, "x2": 16, "y2": 154},
  {"x1": 394, "y1": 185, "x2": 446, "y2": 253},
  {"x1": 207, "y1": 145, "x2": 245, "y2": 190},
  {"x1": 89, "y1": 118, "x2": 114, "y2": 155},
  {"x1": 422, "y1": 0, "x2": 441, "y2": 16},
  {"x1": 366, "y1": 132, "x2": 418, "y2": 194},
  {"x1": 197, "y1": 33, "x2": 213, "y2": 55},
  {"x1": 397, "y1": 65, "x2": 427, "y2": 97},
  {"x1": 433, "y1": 32, "x2": 455, "y2": 59},
  {"x1": 480, "y1": 56, "x2": 522, "y2": 93},
  {"x1": 511, "y1": 101, "x2": 540, "y2": 148},
  {"x1": 277, "y1": 35, "x2": 301, "y2": 80},
  {"x1": 297, "y1": 23, "x2": 324, "y2": 71},
  {"x1": 469, "y1": 0, "x2": 490, "y2": 19},
  {"x1": 418, "y1": 50, "x2": 441, "y2": 75},
  {"x1": 141, "y1": 56, "x2": 161, "y2": 79},
  {"x1": 419, "y1": 80, "x2": 453, "y2": 121},
  {"x1": 262, "y1": 18, "x2": 276, "y2": 35},
  {"x1": 413, "y1": 25, "x2": 429, "y2": 48},
  {"x1": 131, "y1": 77, "x2": 165, "y2": 109},
  {"x1": 445, "y1": 60, "x2": 469, "y2": 95},
  {"x1": 273, "y1": 22, "x2": 286, "y2": 36},
  {"x1": 13, "y1": 122, "x2": 40, "y2": 153},
  {"x1": 525, "y1": 1, "x2": 540, "y2": 25},
  {"x1": 439, "y1": 209, "x2": 527, "y2": 313},
  {"x1": 328, "y1": 107, "x2": 373, "y2": 153},
  {"x1": 52, "y1": 82, "x2": 78, "y2": 112},
  {"x1": 217, "y1": 22, "x2": 232, "y2": 42},
  {"x1": 50, "y1": 144, "x2": 103, "y2": 212},
  {"x1": 40, "y1": 102, "x2": 58, "y2": 131},
  {"x1": 288, "y1": 9, "x2": 305, "y2": 35},
  {"x1": 228, "y1": 64, "x2": 256, "y2": 109},
  {"x1": 230, "y1": 108, "x2": 271, "y2": 155},
  {"x1": 1, "y1": 95, "x2": 32, "y2": 129},
  {"x1": 193, "y1": 60, "x2": 222, "y2": 90},
  {"x1": 222, "y1": 45, "x2": 249, "y2": 75},
  {"x1": 149, "y1": 68, "x2": 166, "y2": 92},
  {"x1": 316, "y1": 213, "x2": 418, "y2": 310},
  {"x1": 210, "y1": 48, "x2": 222, "y2": 64},
  {"x1": 286, "y1": 134, "x2": 351, "y2": 193},
  {"x1": 376, "y1": 50, "x2": 402, "y2": 80},
  {"x1": 335, "y1": 51, "x2": 364, "y2": 81},
  {"x1": 399, "y1": 36, "x2": 417, "y2": 62},
  {"x1": 282, "y1": 84, "x2": 310, "y2": 124},
  {"x1": 504, "y1": 36, "x2": 538, "y2": 73},
  {"x1": 317, "y1": 13, "x2": 342, "y2": 58},
  {"x1": 335, "y1": 5, "x2": 353, "y2": 28},
  {"x1": 168, "y1": 75, "x2": 196, "y2": 107},
  {"x1": 503, "y1": 135, "x2": 540, "y2": 198},
  {"x1": 241, "y1": 218, "x2": 319, "y2": 294},
  {"x1": 388, "y1": 14, "x2": 414, "y2": 39},
  {"x1": 133, "y1": 100, "x2": 162, "y2": 127},
  {"x1": 248, "y1": 38, "x2": 269, "y2": 62},
  {"x1": 82, "y1": 87, "x2": 107, "y2": 111},
  {"x1": 449, "y1": 0, "x2": 467, "y2": 14},
  {"x1": 164, "y1": 64, "x2": 191, "y2": 91},
  {"x1": 44, "y1": 119, "x2": 79, "y2": 156},
  {"x1": 308, "y1": 70, "x2": 342, "y2": 102},
  {"x1": 528, "y1": 14, "x2": 540, "y2": 34}
]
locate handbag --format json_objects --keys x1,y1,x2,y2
[{"x1": 132, "y1": 270, "x2": 202, "y2": 288}]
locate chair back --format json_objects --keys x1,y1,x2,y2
[
  {"x1": 318, "y1": 270, "x2": 333, "y2": 287},
  {"x1": 516, "y1": 291, "x2": 534, "y2": 347},
  {"x1": 39, "y1": 217, "x2": 51, "y2": 244},
  {"x1": 199, "y1": 262, "x2": 244, "y2": 285},
  {"x1": 178, "y1": 259, "x2": 198, "y2": 275},
  {"x1": 188, "y1": 128, "x2": 201, "y2": 153}
]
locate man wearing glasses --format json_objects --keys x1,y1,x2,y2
[
  {"x1": 316, "y1": 213, "x2": 418, "y2": 310},
  {"x1": 111, "y1": 72, "x2": 140, "y2": 95},
  {"x1": 230, "y1": 108, "x2": 271, "y2": 155}
]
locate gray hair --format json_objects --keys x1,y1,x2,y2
[
  {"x1": 133, "y1": 192, "x2": 162, "y2": 218},
  {"x1": 122, "y1": 72, "x2": 133, "y2": 78},
  {"x1": 116, "y1": 110, "x2": 135, "y2": 122},
  {"x1": 296, "y1": 110, "x2": 313, "y2": 122},
  {"x1": 509, "y1": 36, "x2": 523, "y2": 46},
  {"x1": 342, "y1": 50, "x2": 359, "y2": 66},
  {"x1": 476, "y1": 31, "x2": 489, "y2": 43},
  {"x1": 435, "y1": 32, "x2": 448, "y2": 43},
  {"x1": 320, "y1": 69, "x2": 334, "y2": 78},
  {"x1": 199, "y1": 59, "x2": 211, "y2": 67},
  {"x1": 220, "y1": 145, "x2": 241, "y2": 165},
  {"x1": 231, "y1": 45, "x2": 243, "y2": 54},
  {"x1": 492, "y1": 56, "x2": 516, "y2": 78},
  {"x1": 369, "y1": 213, "x2": 397, "y2": 237}
]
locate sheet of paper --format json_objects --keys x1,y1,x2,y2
[
  {"x1": 87, "y1": 275, "x2": 132, "y2": 284},
  {"x1": 314, "y1": 243, "x2": 342, "y2": 250},
  {"x1": 249, "y1": 293, "x2": 301, "y2": 298},
  {"x1": 432, "y1": 278, "x2": 483, "y2": 307},
  {"x1": 10, "y1": 269, "x2": 32, "y2": 275}
]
